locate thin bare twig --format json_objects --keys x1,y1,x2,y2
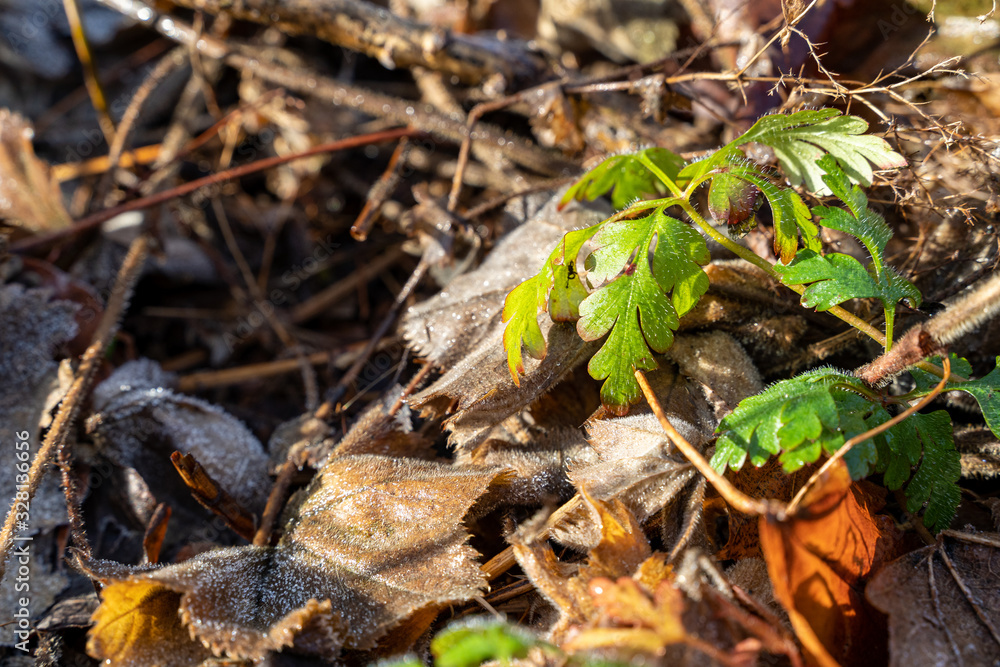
[
  {"x1": 95, "y1": 47, "x2": 187, "y2": 203},
  {"x1": 351, "y1": 138, "x2": 411, "y2": 241},
  {"x1": 322, "y1": 254, "x2": 431, "y2": 410},
  {"x1": 171, "y1": 451, "x2": 257, "y2": 542},
  {"x1": 13, "y1": 127, "x2": 421, "y2": 253},
  {"x1": 253, "y1": 454, "x2": 303, "y2": 546},
  {"x1": 94, "y1": 0, "x2": 576, "y2": 178}
]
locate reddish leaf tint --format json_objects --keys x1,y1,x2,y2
[{"x1": 759, "y1": 461, "x2": 898, "y2": 667}]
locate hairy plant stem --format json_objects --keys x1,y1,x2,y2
[
  {"x1": 676, "y1": 199, "x2": 890, "y2": 347},
  {"x1": 637, "y1": 153, "x2": 685, "y2": 199}
]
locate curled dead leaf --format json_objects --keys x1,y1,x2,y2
[
  {"x1": 87, "y1": 359, "x2": 271, "y2": 521},
  {"x1": 0, "y1": 109, "x2": 72, "y2": 233},
  {"x1": 759, "y1": 460, "x2": 898, "y2": 667}
]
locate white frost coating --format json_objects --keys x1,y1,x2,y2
[{"x1": 90, "y1": 359, "x2": 271, "y2": 513}]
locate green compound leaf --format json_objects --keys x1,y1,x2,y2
[
  {"x1": 577, "y1": 207, "x2": 709, "y2": 413},
  {"x1": 912, "y1": 356, "x2": 1000, "y2": 438},
  {"x1": 680, "y1": 109, "x2": 905, "y2": 195},
  {"x1": 710, "y1": 368, "x2": 855, "y2": 474},
  {"x1": 560, "y1": 147, "x2": 687, "y2": 210},
  {"x1": 812, "y1": 155, "x2": 892, "y2": 256},
  {"x1": 431, "y1": 620, "x2": 539, "y2": 667},
  {"x1": 776, "y1": 158, "x2": 920, "y2": 333},
  {"x1": 777, "y1": 250, "x2": 920, "y2": 312},
  {"x1": 882, "y1": 411, "x2": 961, "y2": 532},
  {"x1": 712, "y1": 368, "x2": 963, "y2": 532}
]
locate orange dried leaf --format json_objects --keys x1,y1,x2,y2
[
  {"x1": 564, "y1": 578, "x2": 686, "y2": 655},
  {"x1": 759, "y1": 461, "x2": 897, "y2": 667},
  {"x1": 87, "y1": 580, "x2": 212, "y2": 667}
]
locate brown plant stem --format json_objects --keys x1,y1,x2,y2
[
  {"x1": 62, "y1": 0, "x2": 116, "y2": 145},
  {"x1": 635, "y1": 369, "x2": 775, "y2": 517}
]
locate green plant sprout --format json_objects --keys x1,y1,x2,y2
[{"x1": 501, "y1": 108, "x2": 1000, "y2": 531}]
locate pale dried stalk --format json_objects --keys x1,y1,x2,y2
[
  {"x1": 635, "y1": 370, "x2": 776, "y2": 517},
  {"x1": 62, "y1": 0, "x2": 116, "y2": 145},
  {"x1": 0, "y1": 234, "x2": 149, "y2": 581}
]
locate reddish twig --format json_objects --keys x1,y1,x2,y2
[{"x1": 12, "y1": 127, "x2": 423, "y2": 253}]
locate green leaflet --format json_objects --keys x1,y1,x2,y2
[
  {"x1": 912, "y1": 356, "x2": 1000, "y2": 438},
  {"x1": 879, "y1": 410, "x2": 961, "y2": 532},
  {"x1": 777, "y1": 250, "x2": 920, "y2": 312},
  {"x1": 507, "y1": 108, "x2": 910, "y2": 413},
  {"x1": 501, "y1": 225, "x2": 601, "y2": 382},
  {"x1": 710, "y1": 368, "x2": 853, "y2": 474},
  {"x1": 707, "y1": 172, "x2": 759, "y2": 234},
  {"x1": 723, "y1": 164, "x2": 818, "y2": 263},
  {"x1": 679, "y1": 109, "x2": 905, "y2": 195},
  {"x1": 502, "y1": 266, "x2": 554, "y2": 382},
  {"x1": 550, "y1": 225, "x2": 602, "y2": 321},
  {"x1": 577, "y1": 207, "x2": 709, "y2": 412},
  {"x1": 431, "y1": 620, "x2": 538, "y2": 667},
  {"x1": 712, "y1": 367, "x2": 962, "y2": 531},
  {"x1": 559, "y1": 147, "x2": 686, "y2": 210}
]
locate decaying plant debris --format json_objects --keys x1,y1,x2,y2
[{"x1": 1, "y1": 0, "x2": 1000, "y2": 666}]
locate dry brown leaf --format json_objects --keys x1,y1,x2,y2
[
  {"x1": 866, "y1": 532, "x2": 1000, "y2": 667},
  {"x1": 328, "y1": 385, "x2": 433, "y2": 461},
  {"x1": 0, "y1": 109, "x2": 72, "y2": 233},
  {"x1": 514, "y1": 495, "x2": 797, "y2": 666},
  {"x1": 402, "y1": 190, "x2": 608, "y2": 452},
  {"x1": 0, "y1": 284, "x2": 78, "y2": 639},
  {"x1": 468, "y1": 422, "x2": 589, "y2": 507},
  {"x1": 511, "y1": 492, "x2": 657, "y2": 640},
  {"x1": 565, "y1": 364, "x2": 711, "y2": 553},
  {"x1": 87, "y1": 359, "x2": 271, "y2": 521},
  {"x1": 559, "y1": 335, "x2": 760, "y2": 555},
  {"x1": 85, "y1": 455, "x2": 505, "y2": 663},
  {"x1": 759, "y1": 461, "x2": 898, "y2": 667}
]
